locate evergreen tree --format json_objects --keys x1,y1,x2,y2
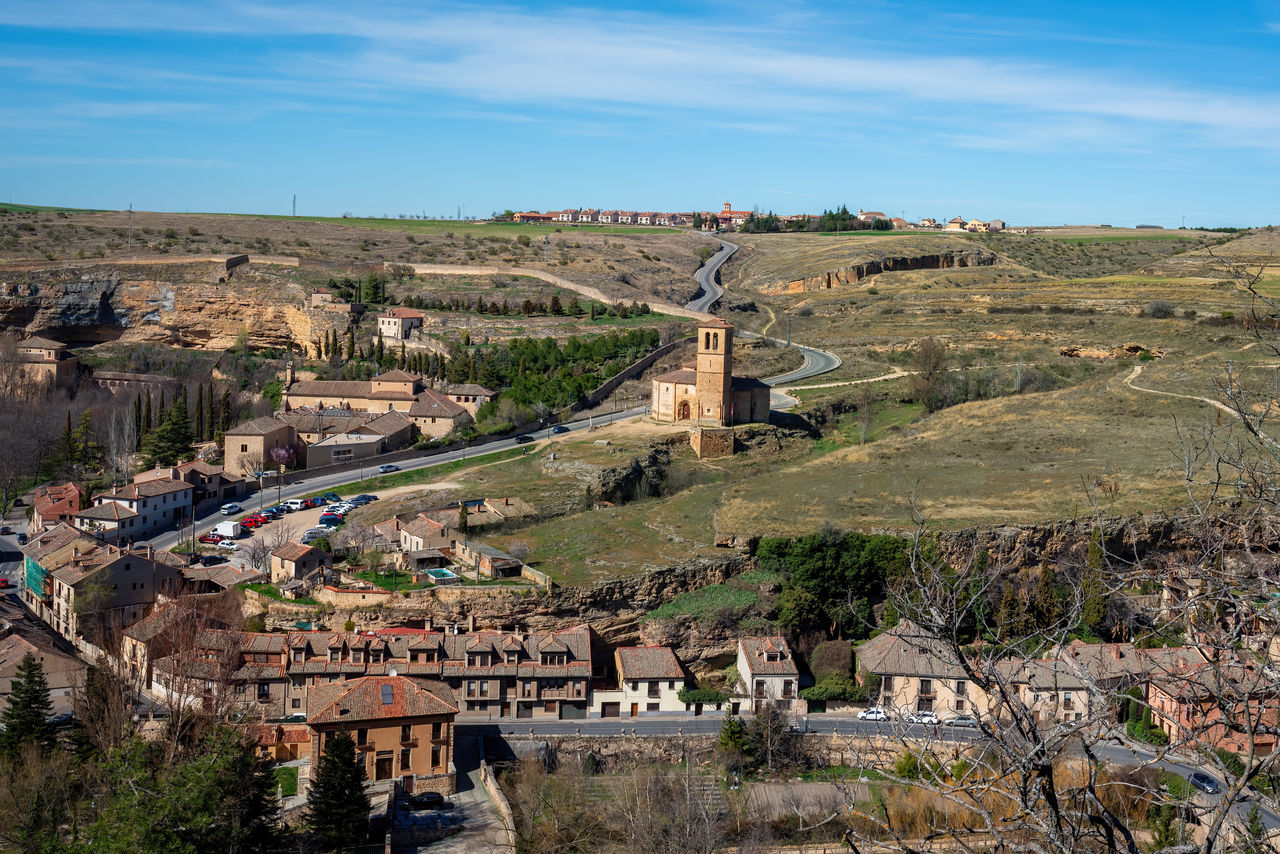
[
  {"x1": 305, "y1": 730, "x2": 370, "y2": 852},
  {"x1": 458, "y1": 502, "x2": 469, "y2": 536},
  {"x1": 346, "y1": 327, "x2": 356, "y2": 361},
  {"x1": 133, "y1": 394, "x2": 143, "y2": 449},
  {"x1": 375, "y1": 331, "x2": 385, "y2": 365},
  {"x1": 205, "y1": 383, "x2": 214, "y2": 440},
  {"x1": 219, "y1": 389, "x2": 234, "y2": 432},
  {"x1": 398, "y1": 342, "x2": 406, "y2": 370},
  {"x1": 141, "y1": 395, "x2": 193, "y2": 467},
  {"x1": 550, "y1": 294, "x2": 563, "y2": 315},
  {"x1": 194, "y1": 384, "x2": 204, "y2": 442},
  {"x1": 50, "y1": 411, "x2": 76, "y2": 473},
  {"x1": 0, "y1": 653, "x2": 55, "y2": 757},
  {"x1": 1033, "y1": 564, "x2": 1062, "y2": 626},
  {"x1": 72, "y1": 410, "x2": 100, "y2": 470}
]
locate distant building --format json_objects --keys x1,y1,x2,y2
[
  {"x1": 378, "y1": 307, "x2": 426, "y2": 341},
  {"x1": 281, "y1": 369, "x2": 469, "y2": 439},
  {"x1": 650, "y1": 318, "x2": 770, "y2": 427},
  {"x1": 76, "y1": 478, "x2": 194, "y2": 543},
  {"x1": 10, "y1": 336, "x2": 79, "y2": 391},
  {"x1": 737, "y1": 637, "x2": 799, "y2": 713},
  {"x1": 440, "y1": 383, "x2": 494, "y2": 417},
  {"x1": 30, "y1": 482, "x2": 85, "y2": 534},
  {"x1": 270, "y1": 542, "x2": 332, "y2": 584},
  {"x1": 856, "y1": 209, "x2": 888, "y2": 224}
]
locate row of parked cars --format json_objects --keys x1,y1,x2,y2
[
  {"x1": 204, "y1": 493, "x2": 380, "y2": 549},
  {"x1": 855, "y1": 707, "x2": 979, "y2": 728}
]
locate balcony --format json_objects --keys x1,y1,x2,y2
[
  {"x1": 400, "y1": 737, "x2": 419, "y2": 748},
  {"x1": 356, "y1": 742, "x2": 373, "y2": 752}
]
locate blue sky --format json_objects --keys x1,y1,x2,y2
[{"x1": 2, "y1": 0, "x2": 1279, "y2": 226}]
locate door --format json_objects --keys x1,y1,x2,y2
[
  {"x1": 601, "y1": 702, "x2": 620, "y2": 718},
  {"x1": 677, "y1": 401, "x2": 691, "y2": 421},
  {"x1": 630, "y1": 703, "x2": 638, "y2": 717},
  {"x1": 517, "y1": 702, "x2": 533, "y2": 719},
  {"x1": 375, "y1": 755, "x2": 393, "y2": 781}
]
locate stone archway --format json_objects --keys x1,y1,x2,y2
[{"x1": 676, "y1": 400, "x2": 691, "y2": 421}]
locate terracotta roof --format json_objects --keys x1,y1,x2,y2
[
  {"x1": 372, "y1": 369, "x2": 419, "y2": 382},
  {"x1": 409, "y1": 389, "x2": 467, "y2": 419},
  {"x1": 225, "y1": 415, "x2": 292, "y2": 436},
  {"x1": 739, "y1": 637, "x2": 799, "y2": 677},
  {"x1": 616, "y1": 646, "x2": 684, "y2": 681},
  {"x1": 380, "y1": 308, "x2": 425, "y2": 320},
  {"x1": 286, "y1": 380, "x2": 373, "y2": 399},
  {"x1": 307, "y1": 675, "x2": 457, "y2": 724},
  {"x1": 276, "y1": 410, "x2": 363, "y2": 433},
  {"x1": 19, "y1": 336, "x2": 66, "y2": 349},
  {"x1": 173, "y1": 460, "x2": 225, "y2": 477},
  {"x1": 22, "y1": 523, "x2": 103, "y2": 566},
  {"x1": 654, "y1": 368, "x2": 697, "y2": 385},
  {"x1": 99, "y1": 479, "x2": 192, "y2": 500},
  {"x1": 359, "y1": 410, "x2": 415, "y2": 436},
  {"x1": 443, "y1": 383, "x2": 494, "y2": 397},
  {"x1": 272, "y1": 542, "x2": 327, "y2": 563},
  {"x1": 251, "y1": 724, "x2": 311, "y2": 746},
  {"x1": 76, "y1": 502, "x2": 139, "y2": 521},
  {"x1": 854, "y1": 621, "x2": 966, "y2": 679},
  {"x1": 33, "y1": 482, "x2": 83, "y2": 520},
  {"x1": 699, "y1": 317, "x2": 734, "y2": 330}
]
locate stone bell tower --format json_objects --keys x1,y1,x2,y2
[{"x1": 695, "y1": 318, "x2": 734, "y2": 426}]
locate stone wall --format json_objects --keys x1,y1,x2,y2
[
  {"x1": 757, "y1": 248, "x2": 998, "y2": 295},
  {"x1": 690, "y1": 427, "x2": 734, "y2": 459}
]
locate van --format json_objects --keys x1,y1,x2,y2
[
  {"x1": 283, "y1": 499, "x2": 307, "y2": 512},
  {"x1": 213, "y1": 520, "x2": 243, "y2": 539}
]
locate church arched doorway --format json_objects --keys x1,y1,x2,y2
[{"x1": 676, "y1": 400, "x2": 691, "y2": 421}]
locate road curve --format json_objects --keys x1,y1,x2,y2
[{"x1": 685, "y1": 238, "x2": 842, "y2": 404}]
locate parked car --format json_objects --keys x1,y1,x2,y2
[
  {"x1": 198, "y1": 533, "x2": 223, "y2": 545},
  {"x1": 317, "y1": 516, "x2": 344, "y2": 529},
  {"x1": 217, "y1": 540, "x2": 241, "y2": 551},
  {"x1": 306, "y1": 497, "x2": 327, "y2": 508},
  {"x1": 283, "y1": 499, "x2": 307, "y2": 512},
  {"x1": 378, "y1": 464, "x2": 400, "y2": 474},
  {"x1": 408, "y1": 791, "x2": 444, "y2": 810},
  {"x1": 945, "y1": 715, "x2": 979, "y2": 728},
  {"x1": 0, "y1": 579, "x2": 12, "y2": 589},
  {"x1": 0, "y1": 526, "x2": 11, "y2": 535},
  {"x1": 1189, "y1": 772, "x2": 1221, "y2": 794},
  {"x1": 550, "y1": 424, "x2": 569, "y2": 434},
  {"x1": 354, "y1": 494, "x2": 378, "y2": 503},
  {"x1": 322, "y1": 492, "x2": 342, "y2": 502},
  {"x1": 513, "y1": 434, "x2": 534, "y2": 444},
  {"x1": 220, "y1": 503, "x2": 243, "y2": 515},
  {"x1": 16, "y1": 533, "x2": 27, "y2": 545},
  {"x1": 241, "y1": 515, "x2": 268, "y2": 529},
  {"x1": 259, "y1": 507, "x2": 283, "y2": 519},
  {"x1": 906, "y1": 711, "x2": 940, "y2": 725},
  {"x1": 857, "y1": 707, "x2": 888, "y2": 722},
  {"x1": 199, "y1": 554, "x2": 227, "y2": 566}
]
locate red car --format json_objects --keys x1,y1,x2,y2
[
  {"x1": 0, "y1": 579, "x2": 12, "y2": 589},
  {"x1": 197, "y1": 533, "x2": 223, "y2": 544},
  {"x1": 241, "y1": 514, "x2": 268, "y2": 528}
]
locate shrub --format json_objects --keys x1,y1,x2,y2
[
  {"x1": 677, "y1": 687, "x2": 730, "y2": 705},
  {"x1": 800, "y1": 675, "x2": 866, "y2": 702},
  {"x1": 1144, "y1": 300, "x2": 1176, "y2": 318},
  {"x1": 809, "y1": 640, "x2": 853, "y2": 682}
]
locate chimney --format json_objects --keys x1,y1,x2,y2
[
  {"x1": 1111, "y1": 646, "x2": 1122, "y2": 660},
  {"x1": 147, "y1": 545, "x2": 154, "y2": 560}
]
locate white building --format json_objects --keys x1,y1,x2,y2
[{"x1": 737, "y1": 637, "x2": 799, "y2": 713}]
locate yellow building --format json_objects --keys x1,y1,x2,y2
[{"x1": 650, "y1": 319, "x2": 770, "y2": 426}]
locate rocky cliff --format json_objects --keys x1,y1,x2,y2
[
  {"x1": 0, "y1": 259, "x2": 343, "y2": 350},
  {"x1": 758, "y1": 247, "x2": 999, "y2": 295}
]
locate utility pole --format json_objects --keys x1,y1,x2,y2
[{"x1": 292, "y1": 194, "x2": 296, "y2": 218}]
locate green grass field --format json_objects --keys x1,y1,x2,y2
[
  {"x1": 299, "y1": 445, "x2": 535, "y2": 499},
  {"x1": 0, "y1": 201, "x2": 107, "y2": 213}
]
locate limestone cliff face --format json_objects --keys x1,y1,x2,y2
[
  {"x1": 759, "y1": 247, "x2": 999, "y2": 295},
  {"x1": 0, "y1": 260, "x2": 343, "y2": 350}
]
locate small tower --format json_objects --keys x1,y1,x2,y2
[{"x1": 695, "y1": 318, "x2": 734, "y2": 426}]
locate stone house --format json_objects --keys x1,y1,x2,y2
[
  {"x1": 440, "y1": 383, "x2": 494, "y2": 417},
  {"x1": 76, "y1": 478, "x2": 194, "y2": 543},
  {"x1": 270, "y1": 542, "x2": 332, "y2": 584},
  {"x1": 377, "y1": 307, "x2": 425, "y2": 341},
  {"x1": 399, "y1": 516, "x2": 458, "y2": 553},
  {"x1": 454, "y1": 540, "x2": 523, "y2": 578},
  {"x1": 305, "y1": 675, "x2": 458, "y2": 795},
  {"x1": 30, "y1": 481, "x2": 84, "y2": 533},
  {"x1": 1147, "y1": 662, "x2": 1278, "y2": 755},
  {"x1": 737, "y1": 637, "x2": 799, "y2": 713},
  {"x1": 854, "y1": 621, "x2": 983, "y2": 720},
  {"x1": 11, "y1": 336, "x2": 79, "y2": 391},
  {"x1": 223, "y1": 416, "x2": 298, "y2": 480},
  {"x1": 135, "y1": 461, "x2": 245, "y2": 515}
]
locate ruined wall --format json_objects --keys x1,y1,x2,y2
[{"x1": 758, "y1": 248, "x2": 999, "y2": 295}]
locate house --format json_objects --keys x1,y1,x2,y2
[
  {"x1": 135, "y1": 461, "x2": 245, "y2": 515},
  {"x1": 146, "y1": 622, "x2": 598, "y2": 722},
  {"x1": 966, "y1": 219, "x2": 988, "y2": 233},
  {"x1": 987, "y1": 219, "x2": 1006, "y2": 232},
  {"x1": 920, "y1": 218, "x2": 939, "y2": 229},
  {"x1": 558, "y1": 209, "x2": 580, "y2": 222},
  {"x1": 120, "y1": 591, "x2": 239, "y2": 685},
  {"x1": 637, "y1": 212, "x2": 657, "y2": 225},
  {"x1": 400, "y1": 516, "x2": 458, "y2": 553},
  {"x1": 224, "y1": 416, "x2": 299, "y2": 480},
  {"x1": 891, "y1": 218, "x2": 909, "y2": 230},
  {"x1": 618, "y1": 211, "x2": 636, "y2": 224},
  {"x1": 10, "y1": 336, "x2": 79, "y2": 391},
  {"x1": 0, "y1": 624, "x2": 85, "y2": 716},
  {"x1": 854, "y1": 621, "x2": 982, "y2": 719},
  {"x1": 251, "y1": 723, "x2": 311, "y2": 761},
  {"x1": 454, "y1": 540, "x2": 523, "y2": 578},
  {"x1": 441, "y1": 383, "x2": 494, "y2": 417},
  {"x1": 578, "y1": 209, "x2": 599, "y2": 223},
  {"x1": 270, "y1": 542, "x2": 332, "y2": 584},
  {"x1": 281, "y1": 369, "x2": 469, "y2": 440},
  {"x1": 1148, "y1": 662, "x2": 1280, "y2": 756},
  {"x1": 598, "y1": 210, "x2": 617, "y2": 224},
  {"x1": 856, "y1": 209, "x2": 888, "y2": 224},
  {"x1": 512, "y1": 212, "x2": 554, "y2": 223},
  {"x1": 944, "y1": 217, "x2": 967, "y2": 232},
  {"x1": 378, "y1": 307, "x2": 426, "y2": 341},
  {"x1": 305, "y1": 675, "x2": 458, "y2": 795},
  {"x1": 22, "y1": 526, "x2": 184, "y2": 647},
  {"x1": 716, "y1": 202, "x2": 753, "y2": 229},
  {"x1": 309, "y1": 289, "x2": 335, "y2": 308},
  {"x1": 611, "y1": 647, "x2": 687, "y2": 717},
  {"x1": 737, "y1": 637, "x2": 799, "y2": 712},
  {"x1": 30, "y1": 482, "x2": 84, "y2": 533},
  {"x1": 77, "y1": 478, "x2": 194, "y2": 543}
]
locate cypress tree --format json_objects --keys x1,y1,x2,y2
[
  {"x1": 133, "y1": 394, "x2": 143, "y2": 449},
  {"x1": 398, "y1": 342, "x2": 406, "y2": 369},
  {"x1": 0, "y1": 653, "x2": 55, "y2": 757},
  {"x1": 306, "y1": 731, "x2": 370, "y2": 852},
  {"x1": 375, "y1": 331, "x2": 385, "y2": 365},
  {"x1": 205, "y1": 382, "x2": 215, "y2": 440},
  {"x1": 346, "y1": 327, "x2": 355, "y2": 362},
  {"x1": 195, "y1": 384, "x2": 205, "y2": 442},
  {"x1": 219, "y1": 389, "x2": 234, "y2": 432}
]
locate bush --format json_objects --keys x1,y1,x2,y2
[
  {"x1": 809, "y1": 640, "x2": 853, "y2": 682},
  {"x1": 677, "y1": 687, "x2": 730, "y2": 705},
  {"x1": 1144, "y1": 300, "x2": 1176, "y2": 318},
  {"x1": 800, "y1": 675, "x2": 866, "y2": 702}
]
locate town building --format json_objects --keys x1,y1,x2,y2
[
  {"x1": 650, "y1": 318, "x2": 770, "y2": 427},
  {"x1": 134, "y1": 461, "x2": 245, "y2": 515},
  {"x1": 611, "y1": 646, "x2": 687, "y2": 716},
  {"x1": 945, "y1": 217, "x2": 967, "y2": 232},
  {"x1": 270, "y1": 543, "x2": 332, "y2": 585},
  {"x1": 280, "y1": 369, "x2": 470, "y2": 439},
  {"x1": 441, "y1": 383, "x2": 494, "y2": 417},
  {"x1": 30, "y1": 481, "x2": 84, "y2": 534},
  {"x1": 75, "y1": 477, "x2": 194, "y2": 543},
  {"x1": 737, "y1": 637, "x2": 799, "y2": 713},
  {"x1": 223, "y1": 416, "x2": 299, "y2": 479},
  {"x1": 856, "y1": 209, "x2": 888, "y2": 224},
  {"x1": 305, "y1": 675, "x2": 458, "y2": 795},
  {"x1": 10, "y1": 336, "x2": 79, "y2": 391},
  {"x1": 454, "y1": 540, "x2": 523, "y2": 579},
  {"x1": 378, "y1": 307, "x2": 426, "y2": 341},
  {"x1": 0, "y1": 624, "x2": 85, "y2": 716}
]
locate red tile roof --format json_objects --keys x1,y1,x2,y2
[
  {"x1": 616, "y1": 646, "x2": 684, "y2": 680},
  {"x1": 271, "y1": 542, "x2": 327, "y2": 563},
  {"x1": 739, "y1": 637, "x2": 798, "y2": 676},
  {"x1": 307, "y1": 675, "x2": 457, "y2": 724}
]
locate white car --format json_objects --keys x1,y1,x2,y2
[
  {"x1": 217, "y1": 540, "x2": 241, "y2": 551},
  {"x1": 378, "y1": 464, "x2": 400, "y2": 474},
  {"x1": 857, "y1": 707, "x2": 888, "y2": 722},
  {"x1": 219, "y1": 503, "x2": 243, "y2": 515},
  {"x1": 283, "y1": 499, "x2": 307, "y2": 512},
  {"x1": 906, "y1": 711, "x2": 939, "y2": 725}
]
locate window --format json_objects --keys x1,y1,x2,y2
[
  {"x1": 410, "y1": 652, "x2": 420, "y2": 663},
  {"x1": 648, "y1": 682, "x2": 660, "y2": 698},
  {"x1": 647, "y1": 702, "x2": 660, "y2": 712},
  {"x1": 956, "y1": 680, "x2": 967, "y2": 697},
  {"x1": 356, "y1": 727, "x2": 368, "y2": 745},
  {"x1": 400, "y1": 748, "x2": 411, "y2": 771},
  {"x1": 401, "y1": 724, "x2": 413, "y2": 742},
  {"x1": 351, "y1": 650, "x2": 363, "y2": 664},
  {"x1": 919, "y1": 679, "x2": 933, "y2": 696},
  {"x1": 293, "y1": 649, "x2": 304, "y2": 663},
  {"x1": 467, "y1": 680, "x2": 475, "y2": 695},
  {"x1": 917, "y1": 697, "x2": 934, "y2": 712},
  {"x1": 783, "y1": 680, "x2": 795, "y2": 698},
  {"x1": 431, "y1": 745, "x2": 441, "y2": 768},
  {"x1": 329, "y1": 649, "x2": 339, "y2": 663},
  {"x1": 291, "y1": 697, "x2": 301, "y2": 709},
  {"x1": 431, "y1": 722, "x2": 442, "y2": 740},
  {"x1": 1062, "y1": 692, "x2": 1074, "y2": 711},
  {"x1": 479, "y1": 681, "x2": 489, "y2": 697},
  {"x1": 240, "y1": 444, "x2": 248, "y2": 453},
  {"x1": 256, "y1": 683, "x2": 271, "y2": 701},
  {"x1": 380, "y1": 684, "x2": 393, "y2": 706},
  {"x1": 955, "y1": 698, "x2": 966, "y2": 711}
]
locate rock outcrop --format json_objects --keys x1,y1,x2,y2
[
  {"x1": 0, "y1": 260, "x2": 344, "y2": 350},
  {"x1": 759, "y1": 247, "x2": 999, "y2": 295}
]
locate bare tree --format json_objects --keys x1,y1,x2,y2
[
  {"x1": 856, "y1": 383, "x2": 876, "y2": 444},
  {"x1": 104, "y1": 405, "x2": 137, "y2": 487}
]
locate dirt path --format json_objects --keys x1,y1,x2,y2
[
  {"x1": 408, "y1": 263, "x2": 708, "y2": 320},
  {"x1": 775, "y1": 368, "x2": 909, "y2": 394}
]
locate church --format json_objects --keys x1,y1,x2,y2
[{"x1": 650, "y1": 318, "x2": 771, "y2": 426}]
